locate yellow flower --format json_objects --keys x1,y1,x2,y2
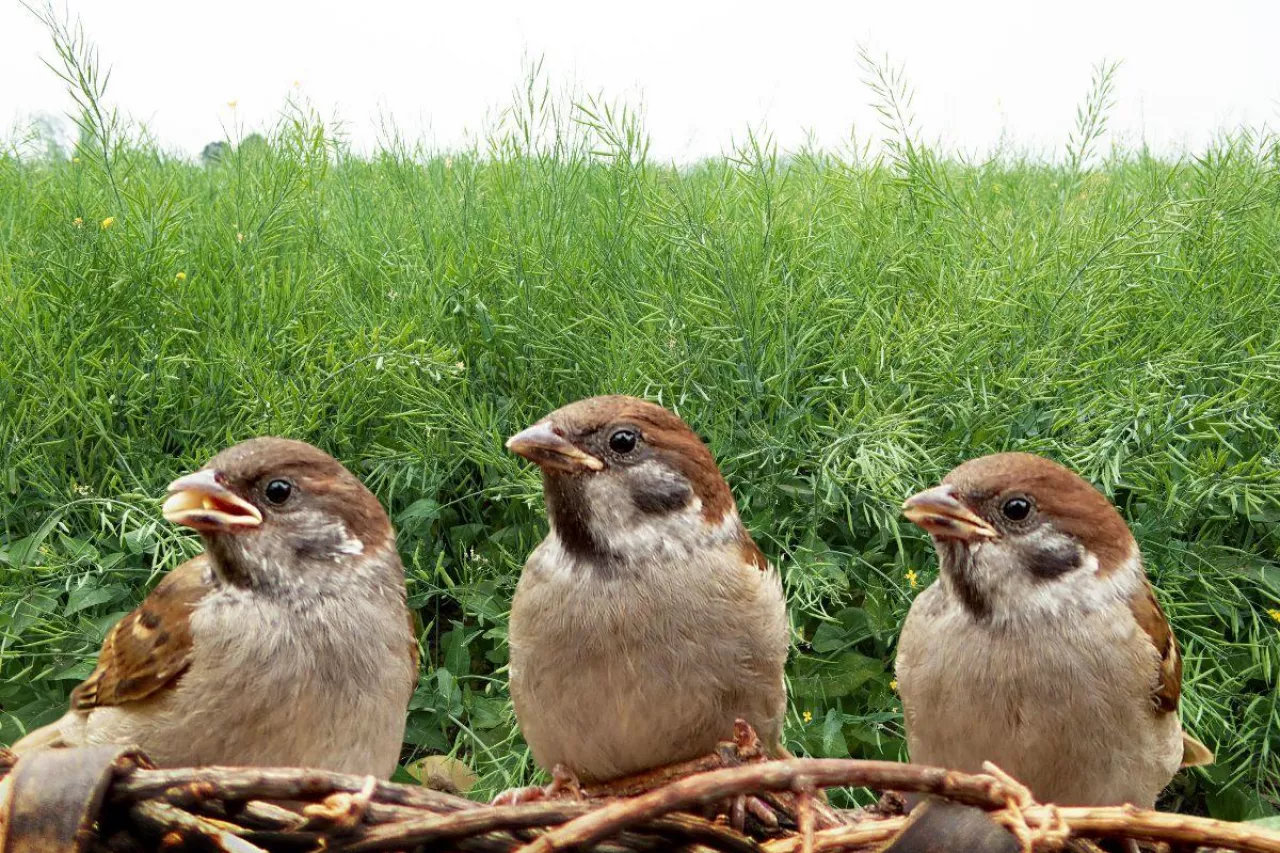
[
  {"x1": 889, "y1": 680, "x2": 899, "y2": 691},
  {"x1": 236, "y1": 231, "x2": 245, "y2": 243},
  {"x1": 905, "y1": 569, "x2": 919, "y2": 589},
  {"x1": 802, "y1": 711, "x2": 813, "y2": 724},
  {"x1": 72, "y1": 217, "x2": 83, "y2": 227},
  {"x1": 227, "y1": 100, "x2": 238, "y2": 109},
  {"x1": 1268, "y1": 609, "x2": 1280, "y2": 624},
  {"x1": 72, "y1": 156, "x2": 81, "y2": 164},
  {"x1": 175, "y1": 271, "x2": 187, "y2": 281},
  {"x1": 100, "y1": 217, "x2": 114, "y2": 230}
]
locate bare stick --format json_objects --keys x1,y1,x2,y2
[
  {"x1": 761, "y1": 818, "x2": 908, "y2": 853},
  {"x1": 129, "y1": 800, "x2": 268, "y2": 853},
  {"x1": 764, "y1": 805, "x2": 1280, "y2": 853},
  {"x1": 330, "y1": 801, "x2": 593, "y2": 852},
  {"x1": 111, "y1": 765, "x2": 477, "y2": 811},
  {"x1": 328, "y1": 802, "x2": 762, "y2": 853},
  {"x1": 515, "y1": 760, "x2": 1005, "y2": 853},
  {"x1": 629, "y1": 814, "x2": 765, "y2": 853},
  {"x1": 1043, "y1": 806, "x2": 1280, "y2": 853}
]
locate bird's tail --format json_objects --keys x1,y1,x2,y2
[{"x1": 1180, "y1": 732, "x2": 1215, "y2": 767}]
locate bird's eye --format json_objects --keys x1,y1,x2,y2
[
  {"x1": 1001, "y1": 496, "x2": 1032, "y2": 521},
  {"x1": 609, "y1": 429, "x2": 638, "y2": 454},
  {"x1": 264, "y1": 479, "x2": 293, "y2": 505}
]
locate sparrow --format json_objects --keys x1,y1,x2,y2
[
  {"x1": 895, "y1": 452, "x2": 1213, "y2": 808},
  {"x1": 11, "y1": 437, "x2": 419, "y2": 778},
  {"x1": 504, "y1": 395, "x2": 790, "y2": 784}
]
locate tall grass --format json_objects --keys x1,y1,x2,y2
[{"x1": 1, "y1": 11, "x2": 1278, "y2": 818}]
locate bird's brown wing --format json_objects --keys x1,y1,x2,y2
[
  {"x1": 738, "y1": 537, "x2": 769, "y2": 572},
  {"x1": 1129, "y1": 582, "x2": 1216, "y2": 767},
  {"x1": 69, "y1": 556, "x2": 212, "y2": 709},
  {"x1": 1128, "y1": 581, "x2": 1181, "y2": 714}
]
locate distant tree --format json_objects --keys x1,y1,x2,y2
[
  {"x1": 238, "y1": 133, "x2": 269, "y2": 157},
  {"x1": 200, "y1": 141, "x2": 229, "y2": 165},
  {"x1": 28, "y1": 112, "x2": 71, "y2": 161}
]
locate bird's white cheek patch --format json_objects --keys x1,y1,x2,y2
[
  {"x1": 335, "y1": 531, "x2": 365, "y2": 555},
  {"x1": 986, "y1": 547, "x2": 1141, "y2": 624},
  {"x1": 308, "y1": 515, "x2": 365, "y2": 558},
  {"x1": 592, "y1": 497, "x2": 707, "y2": 558}
]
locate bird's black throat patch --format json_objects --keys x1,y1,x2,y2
[
  {"x1": 542, "y1": 472, "x2": 620, "y2": 568},
  {"x1": 938, "y1": 540, "x2": 992, "y2": 622},
  {"x1": 205, "y1": 537, "x2": 258, "y2": 589}
]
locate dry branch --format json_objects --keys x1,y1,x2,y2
[
  {"x1": 110, "y1": 766, "x2": 478, "y2": 812},
  {"x1": 760, "y1": 818, "x2": 909, "y2": 853},
  {"x1": 515, "y1": 759, "x2": 1006, "y2": 853},
  {"x1": 1042, "y1": 806, "x2": 1280, "y2": 853},
  {"x1": 129, "y1": 800, "x2": 266, "y2": 853},
  {"x1": 3, "y1": 744, "x2": 1279, "y2": 853}
]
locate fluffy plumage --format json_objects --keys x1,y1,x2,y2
[
  {"x1": 506, "y1": 396, "x2": 789, "y2": 783},
  {"x1": 12, "y1": 438, "x2": 418, "y2": 778},
  {"x1": 896, "y1": 452, "x2": 1212, "y2": 808}
]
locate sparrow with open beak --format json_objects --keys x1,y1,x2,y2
[
  {"x1": 11, "y1": 438, "x2": 418, "y2": 778},
  {"x1": 504, "y1": 396, "x2": 790, "y2": 785},
  {"x1": 895, "y1": 452, "x2": 1213, "y2": 808}
]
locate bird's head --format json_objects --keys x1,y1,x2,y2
[
  {"x1": 506, "y1": 396, "x2": 752, "y2": 570},
  {"x1": 162, "y1": 437, "x2": 397, "y2": 592},
  {"x1": 902, "y1": 452, "x2": 1138, "y2": 621}
]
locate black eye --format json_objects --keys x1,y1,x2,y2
[
  {"x1": 1001, "y1": 496, "x2": 1032, "y2": 521},
  {"x1": 609, "y1": 429, "x2": 638, "y2": 454},
  {"x1": 264, "y1": 479, "x2": 293, "y2": 505}
]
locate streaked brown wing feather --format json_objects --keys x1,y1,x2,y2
[
  {"x1": 70, "y1": 556, "x2": 211, "y2": 710},
  {"x1": 1129, "y1": 581, "x2": 1181, "y2": 713},
  {"x1": 407, "y1": 608, "x2": 422, "y2": 678},
  {"x1": 738, "y1": 536, "x2": 769, "y2": 572}
]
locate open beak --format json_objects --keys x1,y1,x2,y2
[
  {"x1": 902, "y1": 484, "x2": 998, "y2": 541},
  {"x1": 162, "y1": 468, "x2": 262, "y2": 532},
  {"x1": 506, "y1": 421, "x2": 604, "y2": 473}
]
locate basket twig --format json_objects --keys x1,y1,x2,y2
[
  {"x1": 514, "y1": 759, "x2": 1006, "y2": 853},
  {"x1": 3, "y1": 744, "x2": 1279, "y2": 853}
]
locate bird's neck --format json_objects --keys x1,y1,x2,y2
[
  {"x1": 543, "y1": 483, "x2": 744, "y2": 576},
  {"x1": 939, "y1": 540, "x2": 1143, "y2": 626},
  {"x1": 205, "y1": 536, "x2": 404, "y2": 604}
]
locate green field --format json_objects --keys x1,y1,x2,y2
[{"x1": 1, "y1": 37, "x2": 1278, "y2": 818}]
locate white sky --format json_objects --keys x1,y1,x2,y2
[{"x1": 2, "y1": 0, "x2": 1278, "y2": 162}]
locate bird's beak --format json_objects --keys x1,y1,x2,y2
[
  {"x1": 902, "y1": 484, "x2": 998, "y2": 541},
  {"x1": 162, "y1": 468, "x2": 263, "y2": 532},
  {"x1": 506, "y1": 421, "x2": 604, "y2": 473}
]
